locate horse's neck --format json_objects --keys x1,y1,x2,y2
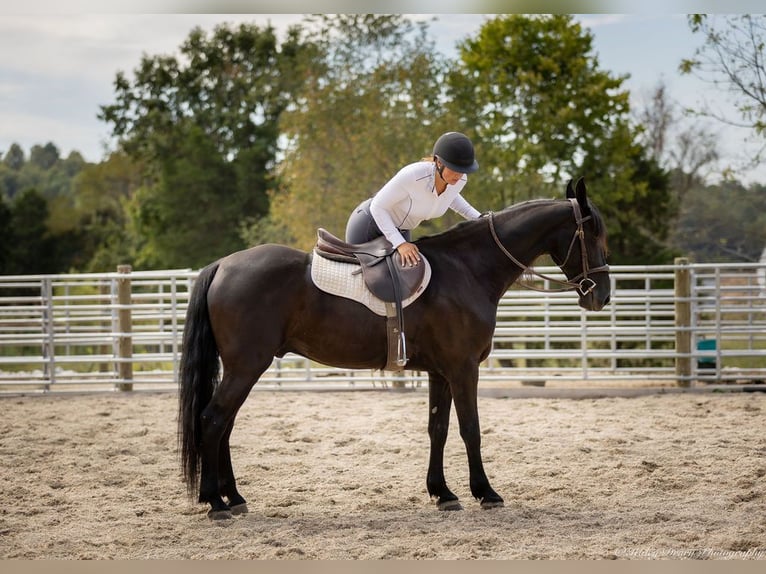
[
  {"x1": 499, "y1": 201, "x2": 566, "y2": 260},
  {"x1": 474, "y1": 201, "x2": 569, "y2": 299},
  {"x1": 419, "y1": 200, "x2": 569, "y2": 302}
]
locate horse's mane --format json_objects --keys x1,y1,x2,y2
[
  {"x1": 587, "y1": 201, "x2": 608, "y2": 253},
  {"x1": 417, "y1": 197, "x2": 608, "y2": 253}
]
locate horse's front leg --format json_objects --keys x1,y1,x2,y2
[
  {"x1": 450, "y1": 363, "x2": 504, "y2": 509},
  {"x1": 426, "y1": 372, "x2": 462, "y2": 510}
]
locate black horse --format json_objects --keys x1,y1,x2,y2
[{"x1": 179, "y1": 178, "x2": 610, "y2": 519}]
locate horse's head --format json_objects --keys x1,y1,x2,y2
[{"x1": 549, "y1": 178, "x2": 611, "y2": 311}]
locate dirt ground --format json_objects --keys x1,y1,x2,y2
[{"x1": 0, "y1": 387, "x2": 764, "y2": 559}]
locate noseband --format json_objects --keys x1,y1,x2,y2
[{"x1": 488, "y1": 198, "x2": 610, "y2": 296}]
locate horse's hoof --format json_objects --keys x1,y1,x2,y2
[
  {"x1": 230, "y1": 503, "x2": 249, "y2": 515},
  {"x1": 480, "y1": 499, "x2": 505, "y2": 510},
  {"x1": 437, "y1": 499, "x2": 463, "y2": 511},
  {"x1": 207, "y1": 509, "x2": 233, "y2": 520}
]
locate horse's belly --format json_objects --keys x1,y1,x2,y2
[{"x1": 285, "y1": 301, "x2": 388, "y2": 370}]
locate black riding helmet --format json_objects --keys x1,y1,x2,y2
[{"x1": 433, "y1": 132, "x2": 479, "y2": 174}]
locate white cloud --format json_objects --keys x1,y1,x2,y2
[
  {"x1": 0, "y1": 14, "x2": 293, "y2": 81},
  {"x1": 0, "y1": 14, "x2": 306, "y2": 161}
]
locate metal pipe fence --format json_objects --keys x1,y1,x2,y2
[{"x1": 1, "y1": 260, "x2": 764, "y2": 393}]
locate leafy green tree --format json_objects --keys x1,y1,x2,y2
[
  {"x1": 446, "y1": 14, "x2": 674, "y2": 264},
  {"x1": 3, "y1": 143, "x2": 25, "y2": 171},
  {"x1": 0, "y1": 143, "x2": 91, "y2": 273},
  {"x1": 5, "y1": 188, "x2": 52, "y2": 274},
  {"x1": 446, "y1": 15, "x2": 629, "y2": 205},
  {"x1": 0, "y1": 196, "x2": 11, "y2": 273},
  {"x1": 1, "y1": 143, "x2": 87, "y2": 205},
  {"x1": 126, "y1": 121, "x2": 241, "y2": 268},
  {"x1": 269, "y1": 14, "x2": 443, "y2": 248},
  {"x1": 29, "y1": 143, "x2": 60, "y2": 170},
  {"x1": 1, "y1": 143, "x2": 25, "y2": 199},
  {"x1": 60, "y1": 151, "x2": 88, "y2": 178},
  {"x1": 99, "y1": 22, "x2": 315, "y2": 268},
  {"x1": 0, "y1": 166, "x2": 19, "y2": 202},
  {"x1": 581, "y1": 136, "x2": 677, "y2": 264},
  {"x1": 70, "y1": 151, "x2": 142, "y2": 271}
]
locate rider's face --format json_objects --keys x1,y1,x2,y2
[{"x1": 439, "y1": 164, "x2": 465, "y2": 186}]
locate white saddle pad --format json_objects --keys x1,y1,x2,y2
[{"x1": 310, "y1": 250, "x2": 431, "y2": 316}]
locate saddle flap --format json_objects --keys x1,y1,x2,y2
[
  {"x1": 314, "y1": 228, "x2": 425, "y2": 303},
  {"x1": 357, "y1": 251, "x2": 427, "y2": 302}
]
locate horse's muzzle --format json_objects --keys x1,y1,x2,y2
[{"x1": 580, "y1": 291, "x2": 610, "y2": 312}]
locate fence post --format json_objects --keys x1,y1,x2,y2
[
  {"x1": 116, "y1": 265, "x2": 133, "y2": 391},
  {"x1": 41, "y1": 277, "x2": 54, "y2": 391},
  {"x1": 674, "y1": 257, "x2": 692, "y2": 387},
  {"x1": 99, "y1": 281, "x2": 112, "y2": 373}
]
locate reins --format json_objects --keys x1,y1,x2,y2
[{"x1": 487, "y1": 198, "x2": 610, "y2": 296}]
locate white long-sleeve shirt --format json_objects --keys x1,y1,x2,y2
[{"x1": 369, "y1": 161, "x2": 481, "y2": 249}]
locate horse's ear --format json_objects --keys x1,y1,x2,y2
[
  {"x1": 565, "y1": 179, "x2": 575, "y2": 199},
  {"x1": 575, "y1": 177, "x2": 591, "y2": 215}
]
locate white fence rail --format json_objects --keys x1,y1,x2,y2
[{"x1": 1, "y1": 260, "x2": 765, "y2": 393}]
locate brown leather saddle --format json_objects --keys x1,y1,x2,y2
[{"x1": 314, "y1": 228, "x2": 427, "y2": 371}]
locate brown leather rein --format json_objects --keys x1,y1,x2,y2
[{"x1": 487, "y1": 198, "x2": 610, "y2": 296}]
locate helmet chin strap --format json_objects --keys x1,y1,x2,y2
[{"x1": 435, "y1": 157, "x2": 446, "y2": 180}]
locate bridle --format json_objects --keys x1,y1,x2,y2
[{"x1": 487, "y1": 198, "x2": 610, "y2": 296}]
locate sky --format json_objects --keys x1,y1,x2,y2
[{"x1": 1, "y1": 2, "x2": 765, "y2": 183}]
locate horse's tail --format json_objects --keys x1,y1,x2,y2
[{"x1": 178, "y1": 261, "x2": 221, "y2": 498}]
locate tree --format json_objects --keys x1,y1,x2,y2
[
  {"x1": 29, "y1": 142, "x2": 60, "y2": 170},
  {"x1": 126, "y1": 121, "x2": 240, "y2": 268},
  {"x1": 268, "y1": 15, "x2": 443, "y2": 248},
  {"x1": 671, "y1": 179, "x2": 766, "y2": 262},
  {"x1": 99, "y1": 21, "x2": 315, "y2": 268},
  {"x1": 635, "y1": 82, "x2": 676, "y2": 166},
  {"x1": 5, "y1": 188, "x2": 53, "y2": 274},
  {"x1": 447, "y1": 14, "x2": 675, "y2": 264},
  {"x1": 634, "y1": 80, "x2": 720, "y2": 207},
  {"x1": 593, "y1": 141, "x2": 677, "y2": 264},
  {"x1": 447, "y1": 15, "x2": 632, "y2": 205},
  {"x1": 0, "y1": 143, "x2": 92, "y2": 273},
  {"x1": 3, "y1": 143, "x2": 25, "y2": 171},
  {"x1": 0, "y1": 142, "x2": 87, "y2": 204},
  {"x1": 1, "y1": 143, "x2": 25, "y2": 199},
  {"x1": 681, "y1": 14, "x2": 766, "y2": 166},
  {"x1": 71, "y1": 151, "x2": 143, "y2": 271},
  {"x1": 0, "y1": 196, "x2": 11, "y2": 273}
]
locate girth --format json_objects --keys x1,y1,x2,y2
[{"x1": 315, "y1": 228, "x2": 426, "y2": 371}]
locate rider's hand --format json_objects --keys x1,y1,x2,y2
[{"x1": 397, "y1": 242, "x2": 421, "y2": 267}]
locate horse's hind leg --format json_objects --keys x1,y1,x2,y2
[
  {"x1": 218, "y1": 419, "x2": 248, "y2": 515},
  {"x1": 199, "y1": 367, "x2": 265, "y2": 519}
]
